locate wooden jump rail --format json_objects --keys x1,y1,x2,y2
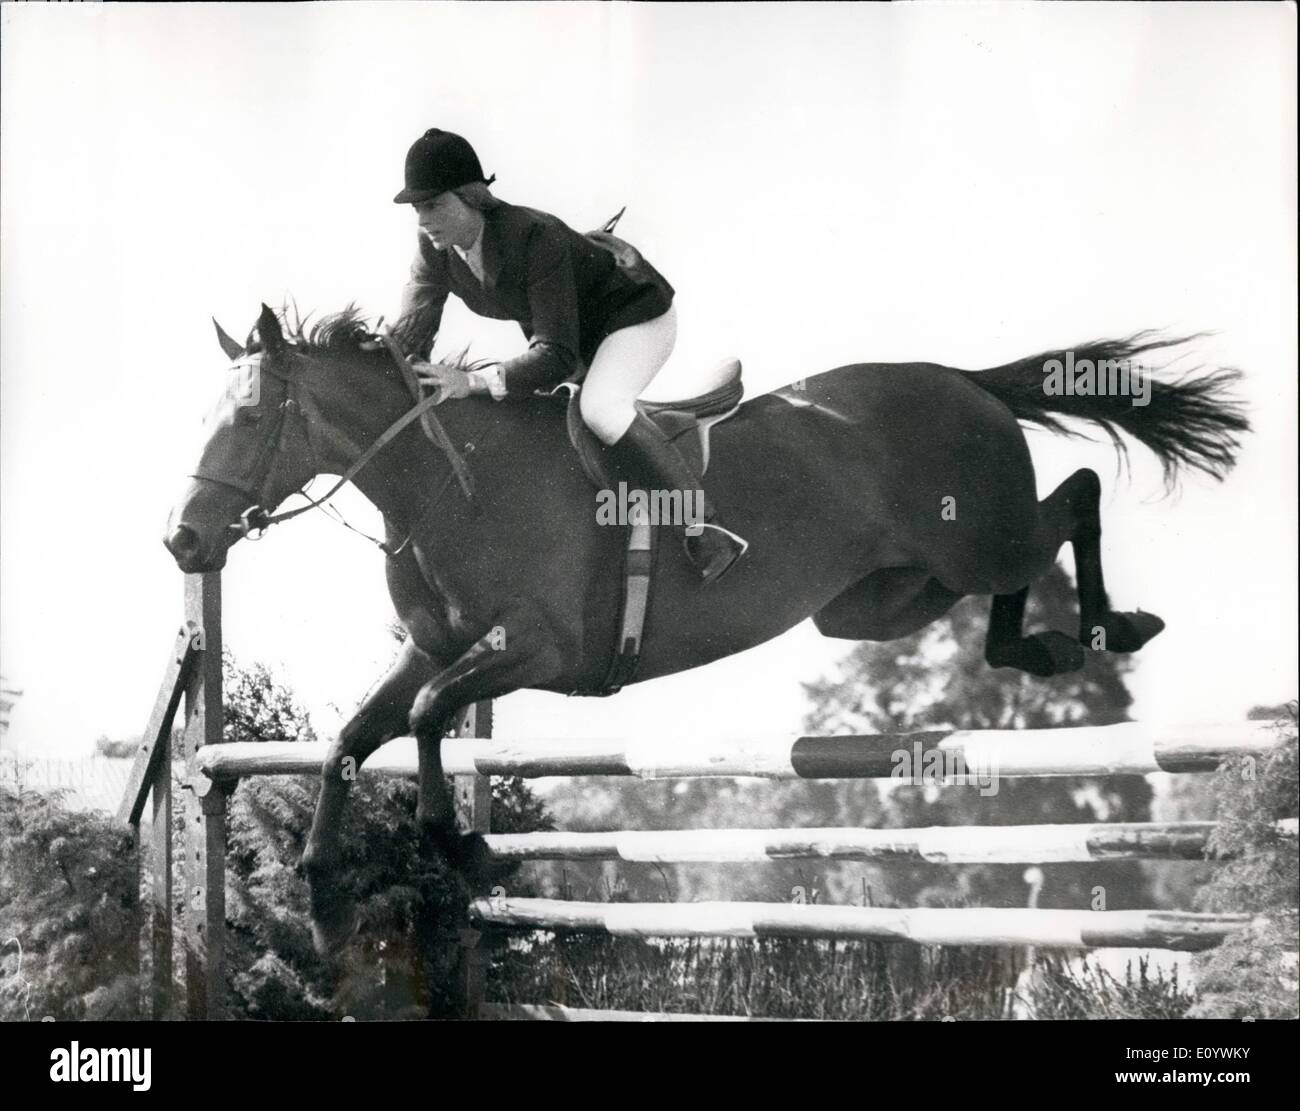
[
  {"x1": 481, "y1": 819, "x2": 1299, "y2": 865},
  {"x1": 469, "y1": 898, "x2": 1258, "y2": 951},
  {"x1": 480, "y1": 1003, "x2": 811, "y2": 1018},
  {"x1": 124, "y1": 574, "x2": 1290, "y2": 1020},
  {"x1": 478, "y1": 1002, "x2": 814, "y2": 1022},
  {"x1": 194, "y1": 720, "x2": 1280, "y2": 783}
]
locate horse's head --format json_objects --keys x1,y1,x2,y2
[
  {"x1": 165, "y1": 301, "x2": 477, "y2": 572},
  {"x1": 164, "y1": 304, "x2": 320, "y2": 572}
]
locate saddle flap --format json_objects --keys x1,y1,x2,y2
[{"x1": 551, "y1": 361, "x2": 744, "y2": 698}]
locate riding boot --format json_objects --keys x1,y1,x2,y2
[{"x1": 606, "y1": 412, "x2": 749, "y2": 584}]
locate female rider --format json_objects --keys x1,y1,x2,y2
[{"x1": 391, "y1": 128, "x2": 748, "y2": 584}]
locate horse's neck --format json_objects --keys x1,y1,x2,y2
[{"x1": 342, "y1": 394, "x2": 492, "y2": 537}]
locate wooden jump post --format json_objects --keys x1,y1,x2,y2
[{"x1": 119, "y1": 573, "x2": 224, "y2": 1020}]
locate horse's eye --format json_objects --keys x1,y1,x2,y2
[{"x1": 235, "y1": 408, "x2": 264, "y2": 424}]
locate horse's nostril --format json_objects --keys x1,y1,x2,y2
[{"x1": 165, "y1": 525, "x2": 198, "y2": 559}]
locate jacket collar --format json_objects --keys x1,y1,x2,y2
[
  {"x1": 480, "y1": 206, "x2": 504, "y2": 289},
  {"x1": 450, "y1": 204, "x2": 505, "y2": 290}
]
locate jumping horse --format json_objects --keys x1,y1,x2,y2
[{"x1": 163, "y1": 304, "x2": 1248, "y2": 954}]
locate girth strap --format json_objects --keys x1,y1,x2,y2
[
  {"x1": 603, "y1": 516, "x2": 654, "y2": 693},
  {"x1": 567, "y1": 513, "x2": 654, "y2": 697}
]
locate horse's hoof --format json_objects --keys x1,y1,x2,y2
[
  {"x1": 1082, "y1": 611, "x2": 1166, "y2": 654},
  {"x1": 310, "y1": 899, "x2": 359, "y2": 959},
  {"x1": 987, "y1": 631, "x2": 1085, "y2": 677}
]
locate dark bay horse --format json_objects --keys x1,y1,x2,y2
[{"x1": 164, "y1": 304, "x2": 1247, "y2": 954}]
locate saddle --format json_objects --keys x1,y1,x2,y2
[
  {"x1": 551, "y1": 357, "x2": 745, "y2": 696},
  {"x1": 559, "y1": 357, "x2": 744, "y2": 488}
]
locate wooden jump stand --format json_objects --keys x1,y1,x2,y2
[
  {"x1": 119, "y1": 574, "x2": 223, "y2": 1019},
  {"x1": 120, "y1": 573, "x2": 493, "y2": 1020}
]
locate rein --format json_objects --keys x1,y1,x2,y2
[
  {"x1": 227, "y1": 336, "x2": 475, "y2": 552},
  {"x1": 376, "y1": 326, "x2": 476, "y2": 500}
]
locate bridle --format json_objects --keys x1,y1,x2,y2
[{"x1": 205, "y1": 333, "x2": 474, "y2": 556}]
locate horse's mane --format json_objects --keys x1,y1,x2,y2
[
  {"x1": 292, "y1": 303, "x2": 375, "y2": 355},
  {"x1": 269, "y1": 300, "x2": 494, "y2": 375}
]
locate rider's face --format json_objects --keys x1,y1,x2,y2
[{"x1": 414, "y1": 192, "x2": 480, "y2": 251}]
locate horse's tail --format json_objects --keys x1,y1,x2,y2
[{"x1": 961, "y1": 331, "x2": 1250, "y2": 486}]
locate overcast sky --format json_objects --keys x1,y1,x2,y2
[{"x1": 1, "y1": 2, "x2": 1295, "y2": 758}]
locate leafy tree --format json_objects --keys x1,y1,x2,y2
[
  {"x1": 1186, "y1": 704, "x2": 1298, "y2": 1019},
  {"x1": 95, "y1": 735, "x2": 142, "y2": 759},
  {"x1": 0, "y1": 785, "x2": 140, "y2": 1020},
  {"x1": 1152, "y1": 701, "x2": 1298, "y2": 910}
]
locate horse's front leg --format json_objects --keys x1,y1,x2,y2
[
  {"x1": 304, "y1": 637, "x2": 438, "y2": 956},
  {"x1": 411, "y1": 611, "x2": 563, "y2": 885}
]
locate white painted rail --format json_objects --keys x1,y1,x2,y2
[
  {"x1": 470, "y1": 898, "x2": 1258, "y2": 951},
  {"x1": 196, "y1": 720, "x2": 1282, "y2": 781},
  {"x1": 482, "y1": 818, "x2": 1299, "y2": 864}
]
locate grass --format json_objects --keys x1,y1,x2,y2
[{"x1": 483, "y1": 930, "x2": 1197, "y2": 1021}]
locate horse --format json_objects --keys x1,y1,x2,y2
[{"x1": 163, "y1": 303, "x2": 1248, "y2": 955}]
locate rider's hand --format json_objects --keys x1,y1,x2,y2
[{"x1": 411, "y1": 359, "x2": 471, "y2": 401}]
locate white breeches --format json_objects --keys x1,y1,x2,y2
[{"x1": 579, "y1": 303, "x2": 678, "y2": 445}]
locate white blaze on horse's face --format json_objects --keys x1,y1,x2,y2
[
  {"x1": 193, "y1": 353, "x2": 275, "y2": 492},
  {"x1": 163, "y1": 350, "x2": 297, "y2": 574}
]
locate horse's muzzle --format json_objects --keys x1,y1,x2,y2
[
  {"x1": 164, "y1": 524, "x2": 198, "y2": 559},
  {"x1": 163, "y1": 523, "x2": 227, "y2": 574}
]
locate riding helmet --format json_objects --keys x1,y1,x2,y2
[{"x1": 393, "y1": 128, "x2": 496, "y2": 204}]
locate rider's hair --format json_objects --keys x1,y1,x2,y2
[{"x1": 451, "y1": 181, "x2": 503, "y2": 212}]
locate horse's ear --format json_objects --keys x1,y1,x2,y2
[
  {"x1": 212, "y1": 317, "x2": 245, "y2": 361},
  {"x1": 256, "y1": 303, "x2": 286, "y2": 355}
]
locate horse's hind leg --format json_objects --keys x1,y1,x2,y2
[
  {"x1": 984, "y1": 468, "x2": 1164, "y2": 677},
  {"x1": 1068, "y1": 472, "x2": 1166, "y2": 653},
  {"x1": 985, "y1": 586, "x2": 1086, "y2": 676}
]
